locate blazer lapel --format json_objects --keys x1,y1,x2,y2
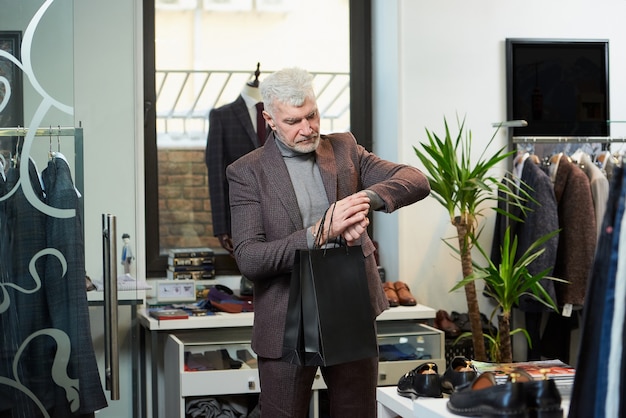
[
  {"x1": 314, "y1": 136, "x2": 337, "y2": 204},
  {"x1": 259, "y1": 134, "x2": 339, "y2": 230},
  {"x1": 233, "y1": 95, "x2": 258, "y2": 146},
  {"x1": 260, "y1": 135, "x2": 304, "y2": 229}
]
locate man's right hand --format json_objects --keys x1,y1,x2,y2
[{"x1": 313, "y1": 192, "x2": 370, "y2": 245}]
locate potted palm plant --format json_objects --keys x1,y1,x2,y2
[
  {"x1": 413, "y1": 116, "x2": 528, "y2": 361},
  {"x1": 451, "y1": 226, "x2": 563, "y2": 363}
]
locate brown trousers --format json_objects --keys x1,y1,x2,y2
[{"x1": 257, "y1": 356, "x2": 378, "y2": 418}]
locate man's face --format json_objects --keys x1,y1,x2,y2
[{"x1": 264, "y1": 96, "x2": 321, "y2": 153}]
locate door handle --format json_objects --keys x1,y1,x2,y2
[{"x1": 102, "y1": 213, "x2": 120, "y2": 400}]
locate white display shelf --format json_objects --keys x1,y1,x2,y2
[
  {"x1": 377, "y1": 386, "x2": 572, "y2": 418},
  {"x1": 378, "y1": 304, "x2": 437, "y2": 321},
  {"x1": 87, "y1": 289, "x2": 145, "y2": 303},
  {"x1": 138, "y1": 303, "x2": 436, "y2": 331}
]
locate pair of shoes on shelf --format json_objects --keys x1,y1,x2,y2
[
  {"x1": 382, "y1": 282, "x2": 399, "y2": 307},
  {"x1": 397, "y1": 362, "x2": 443, "y2": 399},
  {"x1": 447, "y1": 368, "x2": 563, "y2": 418},
  {"x1": 450, "y1": 311, "x2": 498, "y2": 335},
  {"x1": 441, "y1": 356, "x2": 478, "y2": 394},
  {"x1": 382, "y1": 281, "x2": 417, "y2": 307},
  {"x1": 435, "y1": 310, "x2": 462, "y2": 337}
]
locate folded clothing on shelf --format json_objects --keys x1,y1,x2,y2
[
  {"x1": 196, "y1": 285, "x2": 254, "y2": 313},
  {"x1": 184, "y1": 349, "x2": 243, "y2": 371}
]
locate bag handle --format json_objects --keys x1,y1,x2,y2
[
  {"x1": 314, "y1": 203, "x2": 348, "y2": 250},
  {"x1": 313, "y1": 206, "x2": 329, "y2": 249}
]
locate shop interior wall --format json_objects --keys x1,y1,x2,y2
[
  {"x1": 74, "y1": 0, "x2": 142, "y2": 281},
  {"x1": 373, "y1": 0, "x2": 626, "y2": 360}
]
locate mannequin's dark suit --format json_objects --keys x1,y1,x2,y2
[{"x1": 205, "y1": 94, "x2": 262, "y2": 239}]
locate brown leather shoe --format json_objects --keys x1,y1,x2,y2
[
  {"x1": 382, "y1": 282, "x2": 399, "y2": 307},
  {"x1": 435, "y1": 309, "x2": 461, "y2": 337},
  {"x1": 394, "y1": 281, "x2": 417, "y2": 306}
]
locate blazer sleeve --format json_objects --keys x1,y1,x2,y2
[
  {"x1": 206, "y1": 108, "x2": 230, "y2": 236},
  {"x1": 329, "y1": 133, "x2": 431, "y2": 212}
]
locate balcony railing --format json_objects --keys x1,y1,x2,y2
[{"x1": 156, "y1": 69, "x2": 351, "y2": 147}]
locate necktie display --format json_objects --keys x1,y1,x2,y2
[{"x1": 256, "y1": 102, "x2": 266, "y2": 145}]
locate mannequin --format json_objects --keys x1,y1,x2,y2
[
  {"x1": 241, "y1": 82, "x2": 262, "y2": 102},
  {"x1": 205, "y1": 64, "x2": 266, "y2": 253},
  {"x1": 243, "y1": 62, "x2": 262, "y2": 99}
]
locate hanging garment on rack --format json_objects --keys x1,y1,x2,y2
[
  {"x1": 540, "y1": 155, "x2": 597, "y2": 364},
  {"x1": 550, "y1": 154, "x2": 597, "y2": 306},
  {"x1": 491, "y1": 156, "x2": 560, "y2": 361},
  {"x1": 491, "y1": 157, "x2": 559, "y2": 311},
  {"x1": 1, "y1": 159, "x2": 55, "y2": 415},
  {"x1": 569, "y1": 164, "x2": 626, "y2": 418},
  {"x1": 605, "y1": 170, "x2": 626, "y2": 418},
  {"x1": 575, "y1": 152, "x2": 610, "y2": 242},
  {"x1": 0, "y1": 162, "x2": 16, "y2": 413},
  {"x1": 41, "y1": 154, "x2": 107, "y2": 415}
]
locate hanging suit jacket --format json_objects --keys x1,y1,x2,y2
[
  {"x1": 42, "y1": 155, "x2": 107, "y2": 415},
  {"x1": 491, "y1": 159, "x2": 559, "y2": 312},
  {"x1": 226, "y1": 132, "x2": 431, "y2": 359},
  {"x1": 1, "y1": 160, "x2": 52, "y2": 413},
  {"x1": 552, "y1": 155, "x2": 597, "y2": 306},
  {"x1": 205, "y1": 95, "x2": 261, "y2": 237},
  {"x1": 578, "y1": 153, "x2": 610, "y2": 242}
]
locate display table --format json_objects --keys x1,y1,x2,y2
[
  {"x1": 377, "y1": 386, "x2": 414, "y2": 418},
  {"x1": 139, "y1": 304, "x2": 440, "y2": 418},
  {"x1": 376, "y1": 386, "x2": 455, "y2": 417},
  {"x1": 377, "y1": 386, "x2": 571, "y2": 418}
]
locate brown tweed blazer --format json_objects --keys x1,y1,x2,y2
[
  {"x1": 226, "y1": 132, "x2": 430, "y2": 358},
  {"x1": 552, "y1": 155, "x2": 597, "y2": 306}
]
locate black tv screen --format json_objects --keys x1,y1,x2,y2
[{"x1": 506, "y1": 38, "x2": 609, "y2": 137}]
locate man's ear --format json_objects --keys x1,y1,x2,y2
[{"x1": 262, "y1": 110, "x2": 275, "y2": 130}]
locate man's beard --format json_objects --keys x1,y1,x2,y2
[
  {"x1": 276, "y1": 131, "x2": 321, "y2": 154},
  {"x1": 293, "y1": 135, "x2": 321, "y2": 153}
]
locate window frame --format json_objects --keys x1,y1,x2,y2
[{"x1": 143, "y1": 0, "x2": 373, "y2": 277}]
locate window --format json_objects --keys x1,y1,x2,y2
[{"x1": 143, "y1": 0, "x2": 372, "y2": 277}]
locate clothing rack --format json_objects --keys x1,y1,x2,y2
[
  {"x1": 513, "y1": 136, "x2": 626, "y2": 144},
  {"x1": 512, "y1": 120, "x2": 626, "y2": 144},
  {"x1": 0, "y1": 126, "x2": 82, "y2": 138},
  {"x1": 0, "y1": 126, "x2": 84, "y2": 205}
]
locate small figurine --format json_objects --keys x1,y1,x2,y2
[{"x1": 121, "y1": 233, "x2": 135, "y2": 274}]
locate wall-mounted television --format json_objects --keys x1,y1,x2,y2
[{"x1": 506, "y1": 38, "x2": 610, "y2": 137}]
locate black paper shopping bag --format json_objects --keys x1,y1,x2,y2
[
  {"x1": 282, "y1": 251, "x2": 305, "y2": 365},
  {"x1": 282, "y1": 245, "x2": 378, "y2": 367}
]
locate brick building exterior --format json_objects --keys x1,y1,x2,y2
[{"x1": 158, "y1": 147, "x2": 220, "y2": 251}]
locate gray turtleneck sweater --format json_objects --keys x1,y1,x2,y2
[{"x1": 275, "y1": 136, "x2": 383, "y2": 248}]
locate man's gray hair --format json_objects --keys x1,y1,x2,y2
[{"x1": 260, "y1": 67, "x2": 315, "y2": 115}]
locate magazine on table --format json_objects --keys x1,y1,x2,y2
[{"x1": 472, "y1": 359, "x2": 575, "y2": 382}]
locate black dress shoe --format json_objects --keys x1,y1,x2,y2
[
  {"x1": 447, "y1": 372, "x2": 528, "y2": 417},
  {"x1": 397, "y1": 362, "x2": 443, "y2": 399},
  {"x1": 509, "y1": 369, "x2": 563, "y2": 418},
  {"x1": 441, "y1": 356, "x2": 477, "y2": 393}
]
